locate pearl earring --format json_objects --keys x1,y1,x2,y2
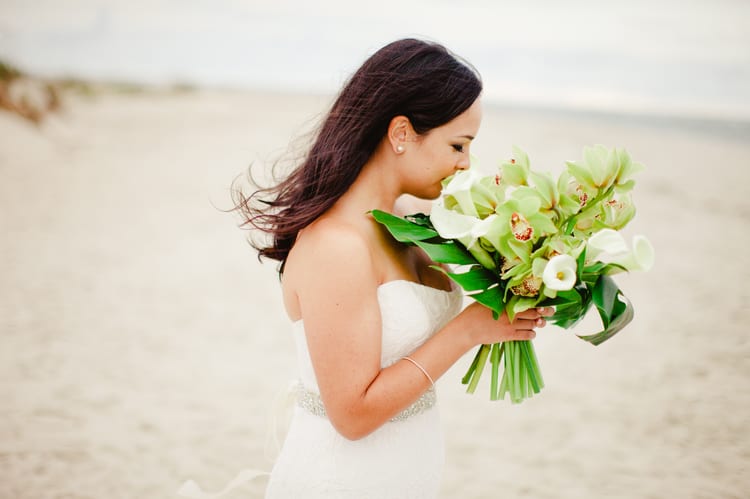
[{"x1": 396, "y1": 145, "x2": 404, "y2": 153}]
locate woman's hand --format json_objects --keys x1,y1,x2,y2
[{"x1": 456, "y1": 302, "x2": 554, "y2": 346}]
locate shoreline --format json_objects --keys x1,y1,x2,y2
[{"x1": 3, "y1": 68, "x2": 748, "y2": 138}]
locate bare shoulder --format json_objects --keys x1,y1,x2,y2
[
  {"x1": 282, "y1": 216, "x2": 379, "y2": 319},
  {"x1": 289, "y1": 217, "x2": 374, "y2": 276}
]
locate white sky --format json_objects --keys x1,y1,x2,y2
[{"x1": 1, "y1": 0, "x2": 748, "y2": 119}]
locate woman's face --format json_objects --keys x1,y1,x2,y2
[{"x1": 404, "y1": 98, "x2": 483, "y2": 199}]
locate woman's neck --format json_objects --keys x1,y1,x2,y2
[{"x1": 329, "y1": 148, "x2": 401, "y2": 218}]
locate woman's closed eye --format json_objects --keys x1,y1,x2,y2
[{"x1": 452, "y1": 144, "x2": 465, "y2": 153}]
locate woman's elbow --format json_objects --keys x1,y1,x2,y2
[{"x1": 329, "y1": 412, "x2": 379, "y2": 441}]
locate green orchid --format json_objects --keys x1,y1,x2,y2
[
  {"x1": 565, "y1": 144, "x2": 623, "y2": 193},
  {"x1": 540, "y1": 233, "x2": 586, "y2": 260},
  {"x1": 442, "y1": 167, "x2": 503, "y2": 219},
  {"x1": 481, "y1": 189, "x2": 557, "y2": 263},
  {"x1": 593, "y1": 193, "x2": 636, "y2": 231},
  {"x1": 528, "y1": 170, "x2": 559, "y2": 212},
  {"x1": 498, "y1": 145, "x2": 531, "y2": 187},
  {"x1": 557, "y1": 170, "x2": 587, "y2": 211},
  {"x1": 613, "y1": 148, "x2": 645, "y2": 192}
]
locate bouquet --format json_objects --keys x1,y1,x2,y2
[{"x1": 372, "y1": 145, "x2": 654, "y2": 403}]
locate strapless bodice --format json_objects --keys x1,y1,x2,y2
[{"x1": 291, "y1": 279, "x2": 464, "y2": 393}]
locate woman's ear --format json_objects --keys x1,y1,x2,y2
[{"x1": 387, "y1": 115, "x2": 414, "y2": 154}]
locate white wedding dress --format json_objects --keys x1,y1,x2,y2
[
  {"x1": 178, "y1": 279, "x2": 463, "y2": 499},
  {"x1": 265, "y1": 279, "x2": 463, "y2": 499}
]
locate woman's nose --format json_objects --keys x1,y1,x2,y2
[{"x1": 456, "y1": 155, "x2": 470, "y2": 170}]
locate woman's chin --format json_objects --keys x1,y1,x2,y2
[{"x1": 422, "y1": 185, "x2": 443, "y2": 200}]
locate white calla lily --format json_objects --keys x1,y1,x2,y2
[
  {"x1": 587, "y1": 229, "x2": 655, "y2": 272},
  {"x1": 431, "y1": 203, "x2": 496, "y2": 241},
  {"x1": 542, "y1": 254, "x2": 577, "y2": 291},
  {"x1": 443, "y1": 168, "x2": 481, "y2": 195},
  {"x1": 442, "y1": 169, "x2": 482, "y2": 217},
  {"x1": 587, "y1": 229, "x2": 628, "y2": 259},
  {"x1": 430, "y1": 204, "x2": 498, "y2": 270},
  {"x1": 430, "y1": 203, "x2": 479, "y2": 239},
  {"x1": 612, "y1": 235, "x2": 655, "y2": 272}
]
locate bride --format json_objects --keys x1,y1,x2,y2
[{"x1": 234, "y1": 38, "x2": 549, "y2": 498}]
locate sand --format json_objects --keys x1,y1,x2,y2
[{"x1": 1, "y1": 87, "x2": 748, "y2": 498}]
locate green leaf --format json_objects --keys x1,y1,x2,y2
[
  {"x1": 544, "y1": 286, "x2": 591, "y2": 328},
  {"x1": 404, "y1": 212, "x2": 433, "y2": 228},
  {"x1": 370, "y1": 209, "x2": 438, "y2": 243},
  {"x1": 413, "y1": 240, "x2": 476, "y2": 265},
  {"x1": 468, "y1": 285, "x2": 505, "y2": 315},
  {"x1": 583, "y1": 261, "x2": 628, "y2": 276},
  {"x1": 577, "y1": 291, "x2": 634, "y2": 345},
  {"x1": 576, "y1": 245, "x2": 587, "y2": 281},
  {"x1": 541, "y1": 288, "x2": 582, "y2": 307},
  {"x1": 592, "y1": 275, "x2": 619, "y2": 328},
  {"x1": 435, "y1": 265, "x2": 498, "y2": 291}
]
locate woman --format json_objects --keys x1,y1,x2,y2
[{"x1": 236, "y1": 38, "x2": 549, "y2": 498}]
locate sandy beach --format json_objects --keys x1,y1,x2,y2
[{"x1": 1, "y1": 87, "x2": 748, "y2": 498}]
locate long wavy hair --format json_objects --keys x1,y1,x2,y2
[{"x1": 232, "y1": 38, "x2": 482, "y2": 273}]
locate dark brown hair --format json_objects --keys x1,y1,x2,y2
[{"x1": 232, "y1": 38, "x2": 482, "y2": 272}]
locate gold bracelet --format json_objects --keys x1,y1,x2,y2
[{"x1": 402, "y1": 356, "x2": 435, "y2": 387}]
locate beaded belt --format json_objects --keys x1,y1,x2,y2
[{"x1": 295, "y1": 383, "x2": 436, "y2": 422}]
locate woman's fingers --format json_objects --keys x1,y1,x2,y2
[
  {"x1": 512, "y1": 318, "x2": 543, "y2": 331},
  {"x1": 510, "y1": 329, "x2": 536, "y2": 340},
  {"x1": 513, "y1": 307, "x2": 554, "y2": 321},
  {"x1": 505, "y1": 314, "x2": 547, "y2": 341}
]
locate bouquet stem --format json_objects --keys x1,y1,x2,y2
[
  {"x1": 463, "y1": 344, "x2": 491, "y2": 394},
  {"x1": 463, "y1": 340, "x2": 544, "y2": 403}
]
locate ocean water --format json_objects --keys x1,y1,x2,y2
[{"x1": 1, "y1": 0, "x2": 748, "y2": 122}]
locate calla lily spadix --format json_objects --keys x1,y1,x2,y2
[{"x1": 542, "y1": 254, "x2": 577, "y2": 291}]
